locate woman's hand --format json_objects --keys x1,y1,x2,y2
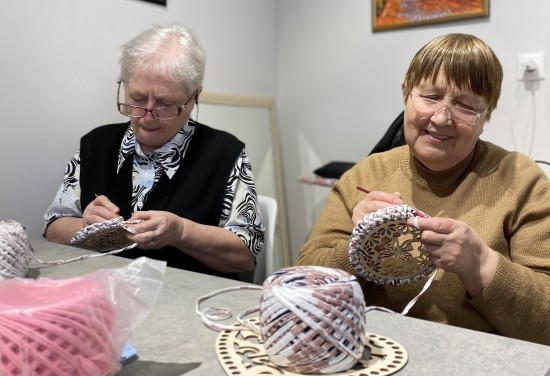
[
  {"x1": 82, "y1": 195, "x2": 120, "y2": 227},
  {"x1": 408, "y1": 216, "x2": 499, "y2": 296},
  {"x1": 124, "y1": 210, "x2": 253, "y2": 272},
  {"x1": 352, "y1": 190, "x2": 403, "y2": 225},
  {"x1": 126, "y1": 211, "x2": 184, "y2": 249}
]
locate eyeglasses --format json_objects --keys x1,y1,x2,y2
[
  {"x1": 116, "y1": 80, "x2": 196, "y2": 120},
  {"x1": 409, "y1": 92, "x2": 485, "y2": 127}
]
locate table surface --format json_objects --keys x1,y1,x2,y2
[{"x1": 28, "y1": 239, "x2": 550, "y2": 376}]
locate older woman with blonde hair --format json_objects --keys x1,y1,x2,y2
[{"x1": 297, "y1": 33, "x2": 550, "y2": 345}]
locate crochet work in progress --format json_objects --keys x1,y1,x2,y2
[
  {"x1": 70, "y1": 216, "x2": 141, "y2": 252},
  {"x1": 0, "y1": 217, "x2": 142, "y2": 280},
  {"x1": 349, "y1": 204, "x2": 436, "y2": 285}
]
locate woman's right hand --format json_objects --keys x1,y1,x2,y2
[
  {"x1": 352, "y1": 190, "x2": 403, "y2": 225},
  {"x1": 81, "y1": 195, "x2": 120, "y2": 227}
]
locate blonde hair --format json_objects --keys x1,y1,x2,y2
[{"x1": 403, "y1": 33, "x2": 502, "y2": 120}]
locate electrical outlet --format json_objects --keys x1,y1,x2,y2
[{"x1": 518, "y1": 52, "x2": 545, "y2": 81}]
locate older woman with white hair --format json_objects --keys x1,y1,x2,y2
[{"x1": 44, "y1": 24, "x2": 264, "y2": 280}]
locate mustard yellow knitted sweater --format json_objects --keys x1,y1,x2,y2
[{"x1": 297, "y1": 141, "x2": 550, "y2": 346}]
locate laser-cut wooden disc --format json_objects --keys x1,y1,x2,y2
[
  {"x1": 215, "y1": 318, "x2": 408, "y2": 375},
  {"x1": 350, "y1": 205, "x2": 436, "y2": 285}
]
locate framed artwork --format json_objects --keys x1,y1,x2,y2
[
  {"x1": 136, "y1": 0, "x2": 167, "y2": 5},
  {"x1": 372, "y1": 0, "x2": 489, "y2": 32},
  {"x1": 200, "y1": 92, "x2": 291, "y2": 273}
]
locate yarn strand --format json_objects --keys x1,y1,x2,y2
[
  {"x1": 197, "y1": 266, "x2": 367, "y2": 374},
  {"x1": 0, "y1": 220, "x2": 34, "y2": 279},
  {"x1": 0, "y1": 219, "x2": 140, "y2": 279}
]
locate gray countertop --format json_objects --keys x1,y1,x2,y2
[{"x1": 28, "y1": 239, "x2": 550, "y2": 376}]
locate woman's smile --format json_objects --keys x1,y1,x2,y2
[{"x1": 424, "y1": 129, "x2": 452, "y2": 141}]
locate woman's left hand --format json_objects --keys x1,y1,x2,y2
[
  {"x1": 408, "y1": 216, "x2": 499, "y2": 297},
  {"x1": 125, "y1": 211, "x2": 184, "y2": 249}
]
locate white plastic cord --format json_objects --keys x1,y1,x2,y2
[
  {"x1": 401, "y1": 268, "x2": 438, "y2": 315},
  {"x1": 0, "y1": 219, "x2": 141, "y2": 279}
]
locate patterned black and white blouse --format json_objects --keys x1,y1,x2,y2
[{"x1": 44, "y1": 120, "x2": 264, "y2": 257}]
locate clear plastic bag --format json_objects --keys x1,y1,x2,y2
[{"x1": 0, "y1": 257, "x2": 166, "y2": 376}]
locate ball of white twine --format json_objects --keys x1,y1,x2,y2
[
  {"x1": 0, "y1": 220, "x2": 33, "y2": 279},
  {"x1": 260, "y1": 265, "x2": 366, "y2": 374}
]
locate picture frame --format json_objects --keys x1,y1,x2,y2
[
  {"x1": 200, "y1": 92, "x2": 292, "y2": 275},
  {"x1": 372, "y1": 0, "x2": 489, "y2": 32}
]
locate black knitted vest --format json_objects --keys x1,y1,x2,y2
[{"x1": 79, "y1": 121, "x2": 244, "y2": 279}]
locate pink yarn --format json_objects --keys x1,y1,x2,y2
[{"x1": 0, "y1": 276, "x2": 117, "y2": 376}]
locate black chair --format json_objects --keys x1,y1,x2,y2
[
  {"x1": 313, "y1": 111, "x2": 405, "y2": 179},
  {"x1": 369, "y1": 110, "x2": 405, "y2": 155}
]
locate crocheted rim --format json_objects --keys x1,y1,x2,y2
[
  {"x1": 349, "y1": 204, "x2": 435, "y2": 285},
  {"x1": 70, "y1": 217, "x2": 138, "y2": 252}
]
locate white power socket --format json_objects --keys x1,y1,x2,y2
[{"x1": 518, "y1": 52, "x2": 545, "y2": 81}]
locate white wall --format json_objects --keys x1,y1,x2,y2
[
  {"x1": 275, "y1": 1, "x2": 550, "y2": 263},
  {"x1": 0, "y1": 0, "x2": 276, "y2": 237},
  {"x1": 2, "y1": 0, "x2": 550, "y2": 268}
]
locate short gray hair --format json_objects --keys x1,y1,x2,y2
[{"x1": 119, "y1": 24, "x2": 206, "y2": 95}]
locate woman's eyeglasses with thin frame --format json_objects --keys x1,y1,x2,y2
[
  {"x1": 409, "y1": 92, "x2": 485, "y2": 127},
  {"x1": 116, "y1": 80, "x2": 196, "y2": 120}
]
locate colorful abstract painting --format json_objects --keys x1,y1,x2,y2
[{"x1": 373, "y1": 0, "x2": 489, "y2": 31}]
